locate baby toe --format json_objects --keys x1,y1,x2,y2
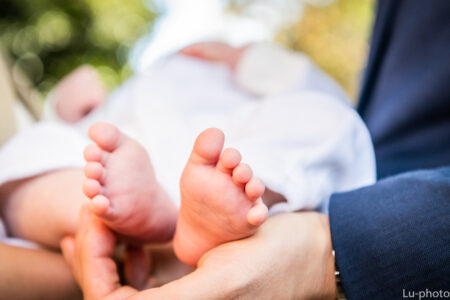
[
  {"x1": 245, "y1": 178, "x2": 265, "y2": 201},
  {"x1": 90, "y1": 195, "x2": 111, "y2": 217},
  {"x1": 218, "y1": 148, "x2": 241, "y2": 173},
  {"x1": 232, "y1": 163, "x2": 253, "y2": 185},
  {"x1": 88, "y1": 123, "x2": 121, "y2": 152},
  {"x1": 190, "y1": 128, "x2": 225, "y2": 165},
  {"x1": 84, "y1": 144, "x2": 103, "y2": 163},
  {"x1": 83, "y1": 179, "x2": 102, "y2": 198},
  {"x1": 84, "y1": 162, "x2": 104, "y2": 181},
  {"x1": 247, "y1": 199, "x2": 268, "y2": 226}
]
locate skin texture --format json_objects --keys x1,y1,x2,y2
[
  {"x1": 174, "y1": 128, "x2": 268, "y2": 266},
  {"x1": 62, "y1": 208, "x2": 336, "y2": 300},
  {"x1": 1, "y1": 41, "x2": 333, "y2": 299},
  {"x1": 180, "y1": 42, "x2": 288, "y2": 210},
  {"x1": 0, "y1": 169, "x2": 88, "y2": 248},
  {"x1": 83, "y1": 122, "x2": 178, "y2": 244},
  {"x1": 52, "y1": 65, "x2": 107, "y2": 123},
  {"x1": 0, "y1": 170, "x2": 86, "y2": 298},
  {"x1": 0, "y1": 41, "x2": 276, "y2": 249},
  {"x1": 0, "y1": 243, "x2": 82, "y2": 300},
  {"x1": 180, "y1": 42, "x2": 247, "y2": 70},
  {"x1": 61, "y1": 42, "x2": 337, "y2": 300}
]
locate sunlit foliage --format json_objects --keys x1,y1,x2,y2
[
  {"x1": 1, "y1": 0, "x2": 374, "y2": 101},
  {"x1": 278, "y1": 0, "x2": 375, "y2": 100},
  {"x1": 0, "y1": 0, "x2": 156, "y2": 93}
]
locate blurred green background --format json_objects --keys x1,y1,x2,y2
[
  {"x1": 0, "y1": 0, "x2": 374, "y2": 101},
  {"x1": 279, "y1": 0, "x2": 374, "y2": 99},
  {"x1": 0, "y1": 0, "x2": 156, "y2": 92}
]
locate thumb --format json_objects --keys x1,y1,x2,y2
[{"x1": 61, "y1": 236, "x2": 75, "y2": 269}]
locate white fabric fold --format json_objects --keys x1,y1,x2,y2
[{"x1": 0, "y1": 43, "x2": 375, "y2": 237}]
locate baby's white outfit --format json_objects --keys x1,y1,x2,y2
[{"x1": 0, "y1": 43, "x2": 375, "y2": 242}]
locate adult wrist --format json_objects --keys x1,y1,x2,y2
[
  {"x1": 318, "y1": 214, "x2": 338, "y2": 300},
  {"x1": 290, "y1": 213, "x2": 338, "y2": 299},
  {"x1": 333, "y1": 250, "x2": 346, "y2": 300}
]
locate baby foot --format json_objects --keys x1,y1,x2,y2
[
  {"x1": 83, "y1": 122, "x2": 177, "y2": 243},
  {"x1": 173, "y1": 128, "x2": 268, "y2": 266}
]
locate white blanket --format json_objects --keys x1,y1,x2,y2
[{"x1": 0, "y1": 43, "x2": 375, "y2": 238}]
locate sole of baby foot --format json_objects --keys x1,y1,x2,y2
[
  {"x1": 173, "y1": 128, "x2": 268, "y2": 266},
  {"x1": 83, "y1": 122, "x2": 178, "y2": 243}
]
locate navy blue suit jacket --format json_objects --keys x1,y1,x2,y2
[{"x1": 329, "y1": 0, "x2": 450, "y2": 299}]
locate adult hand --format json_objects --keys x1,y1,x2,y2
[
  {"x1": 180, "y1": 42, "x2": 247, "y2": 70},
  {"x1": 144, "y1": 244, "x2": 194, "y2": 288},
  {"x1": 61, "y1": 206, "x2": 138, "y2": 300},
  {"x1": 141, "y1": 212, "x2": 337, "y2": 299},
  {"x1": 62, "y1": 208, "x2": 336, "y2": 299}
]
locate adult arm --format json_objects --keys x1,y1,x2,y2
[
  {"x1": 0, "y1": 243, "x2": 82, "y2": 300},
  {"x1": 330, "y1": 166, "x2": 450, "y2": 299}
]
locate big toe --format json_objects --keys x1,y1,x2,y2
[
  {"x1": 88, "y1": 123, "x2": 121, "y2": 152},
  {"x1": 190, "y1": 128, "x2": 225, "y2": 165}
]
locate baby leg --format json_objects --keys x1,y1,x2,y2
[{"x1": 0, "y1": 169, "x2": 87, "y2": 248}]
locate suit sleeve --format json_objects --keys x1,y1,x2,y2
[{"x1": 329, "y1": 167, "x2": 450, "y2": 299}]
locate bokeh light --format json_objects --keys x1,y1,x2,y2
[
  {"x1": 1, "y1": 0, "x2": 374, "y2": 102},
  {"x1": 0, "y1": 0, "x2": 156, "y2": 93}
]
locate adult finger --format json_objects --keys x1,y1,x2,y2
[
  {"x1": 60, "y1": 235, "x2": 77, "y2": 278},
  {"x1": 124, "y1": 245, "x2": 151, "y2": 290},
  {"x1": 70, "y1": 207, "x2": 125, "y2": 299}
]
